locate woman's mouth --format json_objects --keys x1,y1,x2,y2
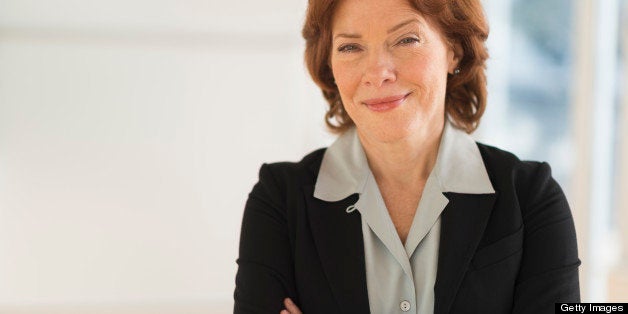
[{"x1": 362, "y1": 93, "x2": 410, "y2": 112}]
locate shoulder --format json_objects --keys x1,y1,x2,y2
[
  {"x1": 476, "y1": 142, "x2": 565, "y2": 213},
  {"x1": 247, "y1": 148, "x2": 327, "y2": 217},
  {"x1": 252, "y1": 148, "x2": 327, "y2": 198},
  {"x1": 476, "y1": 142, "x2": 550, "y2": 180},
  {"x1": 260, "y1": 148, "x2": 326, "y2": 183},
  {"x1": 477, "y1": 141, "x2": 554, "y2": 180}
]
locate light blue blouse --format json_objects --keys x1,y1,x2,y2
[{"x1": 313, "y1": 121, "x2": 495, "y2": 314}]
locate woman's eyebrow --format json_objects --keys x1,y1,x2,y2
[
  {"x1": 387, "y1": 18, "x2": 419, "y2": 34},
  {"x1": 333, "y1": 33, "x2": 361, "y2": 40},
  {"x1": 333, "y1": 18, "x2": 420, "y2": 40}
]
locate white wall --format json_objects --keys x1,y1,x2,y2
[{"x1": 0, "y1": 1, "x2": 334, "y2": 312}]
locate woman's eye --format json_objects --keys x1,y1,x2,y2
[
  {"x1": 338, "y1": 44, "x2": 360, "y2": 53},
  {"x1": 398, "y1": 37, "x2": 419, "y2": 45}
]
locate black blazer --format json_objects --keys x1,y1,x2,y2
[{"x1": 234, "y1": 143, "x2": 580, "y2": 314}]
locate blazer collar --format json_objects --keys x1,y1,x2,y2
[
  {"x1": 304, "y1": 187, "x2": 370, "y2": 314},
  {"x1": 433, "y1": 192, "x2": 496, "y2": 314},
  {"x1": 313, "y1": 120, "x2": 495, "y2": 202}
]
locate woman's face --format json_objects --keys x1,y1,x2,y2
[{"x1": 330, "y1": 0, "x2": 459, "y2": 143}]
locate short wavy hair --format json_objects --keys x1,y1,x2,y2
[{"x1": 302, "y1": 0, "x2": 489, "y2": 134}]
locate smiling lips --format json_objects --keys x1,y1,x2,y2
[{"x1": 363, "y1": 93, "x2": 410, "y2": 112}]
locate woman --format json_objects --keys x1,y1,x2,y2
[{"x1": 234, "y1": 0, "x2": 581, "y2": 313}]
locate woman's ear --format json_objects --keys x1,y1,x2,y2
[{"x1": 447, "y1": 41, "x2": 463, "y2": 74}]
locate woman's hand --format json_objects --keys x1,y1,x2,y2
[{"x1": 280, "y1": 298, "x2": 302, "y2": 314}]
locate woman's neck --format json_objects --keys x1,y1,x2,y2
[{"x1": 357, "y1": 121, "x2": 444, "y2": 188}]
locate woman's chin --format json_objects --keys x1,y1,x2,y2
[{"x1": 358, "y1": 124, "x2": 415, "y2": 144}]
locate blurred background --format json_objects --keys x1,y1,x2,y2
[{"x1": 0, "y1": 0, "x2": 626, "y2": 313}]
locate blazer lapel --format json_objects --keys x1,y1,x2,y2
[
  {"x1": 434, "y1": 192, "x2": 497, "y2": 314},
  {"x1": 303, "y1": 184, "x2": 370, "y2": 314}
]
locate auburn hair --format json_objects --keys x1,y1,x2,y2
[{"x1": 302, "y1": 0, "x2": 489, "y2": 134}]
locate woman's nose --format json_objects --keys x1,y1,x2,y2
[{"x1": 361, "y1": 50, "x2": 396, "y2": 88}]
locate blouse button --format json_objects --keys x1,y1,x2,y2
[{"x1": 400, "y1": 300, "x2": 411, "y2": 312}]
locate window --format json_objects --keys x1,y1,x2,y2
[{"x1": 479, "y1": 0, "x2": 626, "y2": 301}]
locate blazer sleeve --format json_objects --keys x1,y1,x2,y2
[
  {"x1": 234, "y1": 163, "x2": 297, "y2": 314},
  {"x1": 512, "y1": 162, "x2": 581, "y2": 314}
]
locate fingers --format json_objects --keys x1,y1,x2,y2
[{"x1": 281, "y1": 298, "x2": 302, "y2": 314}]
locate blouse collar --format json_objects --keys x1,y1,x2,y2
[{"x1": 313, "y1": 121, "x2": 495, "y2": 202}]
